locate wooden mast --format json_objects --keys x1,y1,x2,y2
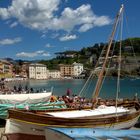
[{"x1": 92, "y1": 5, "x2": 124, "y2": 100}]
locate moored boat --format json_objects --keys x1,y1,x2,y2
[
  {"x1": 44, "y1": 127, "x2": 140, "y2": 140},
  {"x1": 0, "y1": 92, "x2": 52, "y2": 104}
]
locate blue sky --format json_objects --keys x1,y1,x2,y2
[{"x1": 0, "y1": 0, "x2": 140, "y2": 60}]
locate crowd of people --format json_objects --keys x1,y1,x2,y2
[
  {"x1": 49, "y1": 88, "x2": 92, "y2": 109},
  {"x1": 0, "y1": 78, "x2": 48, "y2": 94}
]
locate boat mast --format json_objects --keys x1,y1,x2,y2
[
  {"x1": 115, "y1": 6, "x2": 123, "y2": 109},
  {"x1": 92, "y1": 5, "x2": 124, "y2": 100}
]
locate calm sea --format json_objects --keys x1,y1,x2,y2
[{"x1": 11, "y1": 77, "x2": 140, "y2": 99}]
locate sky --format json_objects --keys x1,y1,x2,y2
[{"x1": 0, "y1": 0, "x2": 140, "y2": 60}]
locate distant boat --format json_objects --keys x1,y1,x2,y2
[{"x1": 4, "y1": 5, "x2": 140, "y2": 140}]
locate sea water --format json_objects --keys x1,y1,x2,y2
[{"x1": 15, "y1": 77, "x2": 140, "y2": 99}]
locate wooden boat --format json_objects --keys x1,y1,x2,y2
[
  {"x1": 7, "y1": 105, "x2": 140, "y2": 128},
  {"x1": 4, "y1": 4, "x2": 140, "y2": 140},
  {"x1": 4, "y1": 103, "x2": 140, "y2": 140}
]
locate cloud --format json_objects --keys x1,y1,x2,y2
[
  {"x1": 0, "y1": 37, "x2": 22, "y2": 45},
  {"x1": 45, "y1": 43, "x2": 54, "y2": 48},
  {"x1": 0, "y1": 8, "x2": 10, "y2": 19},
  {"x1": 40, "y1": 34, "x2": 46, "y2": 39},
  {"x1": 16, "y1": 50, "x2": 50, "y2": 58},
  {"x1": 79, "y1": 23, "x2": 93, "y2": 32},
  {"x1": 59, "y1": 34, "x2": 77, "y2": 41},
  {"x1": 10, "y1": 21, "x2": 18, "y2": 28},
  {"x1": 0, "y1": 0, "x2": 112, "y2": 33},
  {"x1": 42, "y1": 52, "x2": 51, "y2": 57},
  {"x1": 51, "y1": 33, "x2": 59, "y2": 39}
]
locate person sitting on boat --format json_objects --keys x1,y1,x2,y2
[
  {"x1": 62, "y1": 95, "x2": 70, "y2": 107},
  {"x1": 50, "y1": 95, "x2": 57, "y2": 102}
]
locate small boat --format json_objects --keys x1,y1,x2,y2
[
  {"x1": 0, "y1": 88, "x2": 53, "y2": 119},
  {"x1": 44, "y1": 127, "x2": 140, "y2": 140},
  {"x1": 0, "y1": 91, "x2": 52, "y2": 104}
]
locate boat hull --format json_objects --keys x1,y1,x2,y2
[
  {"x1": 4, "y1": 114, "x2": 139, "y2": 140},
  {"x1": 5, "y1": 119, "x2": 45, "y2": 140},
  {"x1": 6, "y1": 133, "x2": 45, "y2": 140},
  {"x1": 8, "y1": 109, "x2": 140, "y2": 128},
  {"x1": 4, "y1": 107, "x2": 140, "y2": 140}
]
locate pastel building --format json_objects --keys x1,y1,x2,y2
[
  {"x1": 59, "y1": 62, "x2": 83, "y2": 78},
  {"x1": 48, "y1": 70, "x2": 61, "y2": 79},
  {"x1": 29, "y1": 63, "x2": 48, "y2": 79},
  {"x1": 73, "y1": 62, "x2": 84, "y2": 76},
  {"x1": 59, "y1": 64, "x2": 74, "y2": 77},
  {"x1": 0, "y1": 60, "x2": 13, "y2": 77}
]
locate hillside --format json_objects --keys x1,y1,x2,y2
[{"x1": 39, "y1": 37, "x2": 140, "y2": 70}]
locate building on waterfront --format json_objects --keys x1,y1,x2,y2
[
  {"x1": 48, "y1": 70, "x2": 61, "y2": 79},
  {"x1": 59, "y1": 64, "x2": 74, "y2": 78},
  {"x1": 73, "y1": 62, "x2": 83, "y2": 76},
  {"x1": 0, "y1": 60, "x2": 13, "y2": 78},
  {"x1": 29, "y1": 63, "x2": 48, "y2": 79},
  {"x1": 20, "y1": 62, "x2": 29, "y2": 78},
  {"x1": 59, "y1": 62, "x2": 83, "y2": 78}
]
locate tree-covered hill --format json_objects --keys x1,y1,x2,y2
[{"x1": 39, "y1": 37, "x2": 140, "y2": 70}]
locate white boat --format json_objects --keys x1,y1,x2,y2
[{"x1": 0, "y1": 91, "x2": 52, "y2": 104}]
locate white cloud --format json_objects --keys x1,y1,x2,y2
[
  {"x1": 16, "y1": 50, "x2": 50, "y2": 58},
  {"x1": 51, "y1": 33, "x2": 59, "y2": 39},
  {"x1": 0, "y1": 37, "x2": 22, "y2": 45},
  {"x1": 45, "y1": 43, "x2": 53, "y2": 48},
  {"x1": 59, "y1": 34, "x2": 77, "y2": 41},
  {"x1": 0, "y1": 0, "x2": 112, "y2": 34},
  {"x1": 40, "y1": 34, "x2": 46, "y2": 39},
  {"x1": 10, "y1": 21, "x2": 18, "y2": 28},
  {"x1": 36, "y1": 50, "x2": 44, "y2": 54},
  {"x1": 94, "y1": 16, "x2": 112, "y2": 27},
  {"x1": 0, "y1": 8, "x2": 10, "y2": 19},
  {"x1": 79, "y1": 23, "x2": 93, "y2": 32},
  {"x1": 42, "y1": 52, "x2": 51, "y2": 57}
]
